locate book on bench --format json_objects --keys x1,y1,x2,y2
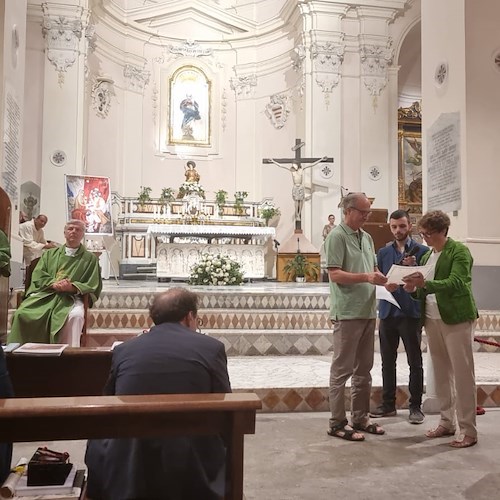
[
  {"x1": 12, "y1": 343, "x2": 68, "y2": 356},
  {"x1": 11, "y1": 467, "x2": 85, "y2": 499}
]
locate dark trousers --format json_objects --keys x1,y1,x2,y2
[{"x1": 379, "y1": 316, "x2": 423, "y2": 409}]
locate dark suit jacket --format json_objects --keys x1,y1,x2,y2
[{"x1": 85, "y1": 323, "x2": 231, "y2": 500}]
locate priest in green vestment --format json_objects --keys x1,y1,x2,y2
[
  {"x1": 0, "y1": 229, "x2": 11, "y2": 278},
  {"x1": 8, "y1": 219, "x2": 102, "y2": 345}
]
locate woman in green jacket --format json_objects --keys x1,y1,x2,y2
[{"x1": 403, "y1": 210, "x2": 478, "y2": 449}]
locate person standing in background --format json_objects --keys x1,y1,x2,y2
[
  {"x1": 371, "y1": 210, "x2": 428, "y2": 424},
  {"x1": 322, "y1": 214, "x2": 337, "y2": 240},
  {"x1": 18, "y1": 214, "x2": 57, "y2": 266}
]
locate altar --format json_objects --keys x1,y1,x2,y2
[{"x1": 148, "y1": 224, "x2": 275, "y2": 279}]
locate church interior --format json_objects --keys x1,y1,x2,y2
[{"x1": 2, "y1": 0, "x2": 500, "y2": 498}]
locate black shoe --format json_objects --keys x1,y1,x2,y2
[
  {"x1": 369, "y1": 405, "x2": 397, "y2": 418},
  {"x1": 408, "y1": 407, "x2": 425, "y2": 424}
]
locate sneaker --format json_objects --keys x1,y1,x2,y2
[
  {"x1": 369, "y1": 405, "x2": 397, "y2": 418},
  {"x1": 409, "y1": 407, "x2": 425, "y2": 424}
]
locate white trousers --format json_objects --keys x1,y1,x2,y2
[{"x1": 57, "y1": 298, "x2": 84, "y2": 347}]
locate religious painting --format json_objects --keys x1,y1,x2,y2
[
  {"x1": 65, "y1": 175, "x2": 113, "y2": 236},
  {"x1": 398, "y1": 102, "x2": 422, "y2": 220},
  {"x1": 168, "y1": 66, "x2": 211, "y2": 146}
]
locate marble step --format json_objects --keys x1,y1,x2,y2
[
  {"x1": 85, "y1": 328, "x2": 500, "y2": 355},
  {"x1": 88, "y1": 308, "x2": 332, "y2": 331}
]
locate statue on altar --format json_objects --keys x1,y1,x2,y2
[{"x1": 184, "y1": 160, "x2": 200, "y2": 183}]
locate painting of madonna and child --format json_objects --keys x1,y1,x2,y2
[{"x1": 65, "y1": 175, "x2": 113, "y2": 236}]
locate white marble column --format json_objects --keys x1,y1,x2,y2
[{"x1": 39, "y1": 0, "x2": 91, "y2": 241}]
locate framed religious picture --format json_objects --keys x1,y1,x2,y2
[
  {"x1": 398, "y1": 102, "x2": 422, "y2": 225},
  {"x1": 168, "y1": 65, "x2": 211, "y2": 146},
  {"x1": 65, "y1": 175, "x2": 113, "y2": 236}
]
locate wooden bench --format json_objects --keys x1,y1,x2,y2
[{"x1": 0, "y1": 392, "x2": 261, "y2": 500}]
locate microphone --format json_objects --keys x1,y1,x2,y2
[{"x1": 398, "y1": 246, "x2": 419, "y2": 265}]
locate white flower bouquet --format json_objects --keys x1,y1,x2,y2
[
  {"x1": 178, "y1": 181, "x2": 206, "y2": 199},
  {"x1": 189, "y1": 253, "x2": 244, "y2": 286}
]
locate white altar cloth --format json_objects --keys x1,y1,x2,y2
[{"x1": 147, "y1": 224, "x2": 275, "y2": 238}]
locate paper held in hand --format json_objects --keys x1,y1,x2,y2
[{"x1": 386, "y1": 264, "x2": 434, "y2": 286}]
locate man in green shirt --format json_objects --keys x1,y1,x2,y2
[
  {"x1": 8, "y1": 219, "x2": 101, "y2": 346},
  {"x1": 325, "y1": 192, "x2": 388, "y2": 441}
]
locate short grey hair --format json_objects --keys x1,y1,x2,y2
[
  {"x1": 341, "y1": 192, "x2": 368, "y2": 214},
  {"x1": 64, "y1": 219, "x2": 86, "y2": 231}
]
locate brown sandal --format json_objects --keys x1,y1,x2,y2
[
  {"x1": 425, "y1": 425, "x2": 455, "y2": 438},
  {"x1": 450, "y1": 436, "x2": 477, "y2": 448}
]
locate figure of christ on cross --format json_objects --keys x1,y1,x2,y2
[{"x1": 263, "y1": 139, "x2": 333, "y2": 229}]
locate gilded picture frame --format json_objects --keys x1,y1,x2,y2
[
  {"x1": 168, "y1": 66, "x2": 211, "y2": 146},
  {"x1": 398, "y1": 102, "x2": 422, "y2": 218}
]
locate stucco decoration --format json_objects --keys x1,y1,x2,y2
[
  {"x1": 310, "y1": 39, "x2": 345, "y2": 107},
  {"x1": 230, "y1": 74, "x2": 257, "y2": 98},
  {"x1": 124, "y1": 64, "x2": 150, "y2": 93},
  {"x1": 41, "y1": 5, "x2": 87, "y2": 86},
  {"x1": 360, "y1": 37, "x2": 394, "y2": 101},
  {"x1": 91, "y1": 77, "x2": 115, "y2": 118},
  {"x1": 221, "y1": 88, "x2": 228, "y2": 131},
  {"x1": 169, "y1": 40, "x2": 213, "y2": 59},
  {"x1": 265, "y1": 94, "x2": 290, "y2": 130},
  {"x1": 291, "y1": 44, "x2": 306, "y2": 72}
]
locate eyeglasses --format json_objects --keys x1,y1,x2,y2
[
  {"x1": 419, "y1": 230, "x2": 436, "y2": 238},
  {"x1": 349, "y1": 206, "x2": 372, "y2": 217}
]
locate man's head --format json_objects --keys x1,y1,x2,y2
[
  {"x1": 149, "y1": 288, "x2": 199, "y2": 331},
  {"x1": 389, "y1": 209, "x2": 412, "y2": 242},
  {"x1": 418, "y1": 210, "x2": 450, "y2": 246},
  {"x1": 34, "y1": 215, "x2": 48, "y2": 230},
  {"x1": 328, "y1": 214, "x2": 335, "y2": 224},
  {"x1": 342, "y1": 193, "x2": 372, "y2": 230},
  {"x1": 64, "y1": 219, "x2": 86, "y2": 248}
]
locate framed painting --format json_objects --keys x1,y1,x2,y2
[
  {"x1": 398, "y1": 102, "x2": 422, "y2": 220},
  {"x1": 65, "y1": 175, "x2": 113, "y2": 236},
  {"x1": 168, "y1": 65, "x2": 211, "y2": 146}
]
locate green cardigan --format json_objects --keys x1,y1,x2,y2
[{"x1": 415, "y1": 237, "x2": 478, "y2": 325}]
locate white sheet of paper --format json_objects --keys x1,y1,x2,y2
[
  {"x1": 385, "y1": 264, "x2": 434, "y2": 286},
  {"x1": 376, "y1": 285, "x2": 401, "y2": 309}
]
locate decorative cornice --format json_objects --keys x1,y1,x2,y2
[
  {"x1": 359, "y1": 37, "x2": 394, "y2": 97},
  {"x1": 123, "y1": 64, "x2": 151, "y2": 93},
  {"x1": 41, "y1": 3, "x2": 88, "y2": 86},
  {"x1": 230, "y1": 74, "x2": 257, "y2": 98}
]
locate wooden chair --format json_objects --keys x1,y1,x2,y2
[{"x1": 17, "y1": 256, "x2": 90, "y2": 346}]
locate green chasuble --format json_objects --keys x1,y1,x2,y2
[
  {"x1": 8, "y1": 244, "x2": 102, "y2": 344},
  {"x1": 0, "y1": 230, "x2": 10, "y2": 278}
]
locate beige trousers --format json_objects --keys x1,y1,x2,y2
[
  {"x1": 329, "y1": 319, "x2": 376, "y2": 428},
  {"x1": 425, "y1": 318, "x2": 477, "y2": 438}
]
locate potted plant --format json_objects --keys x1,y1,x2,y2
[
  {"x1": 137, "y1": 186, "x2": 152, "y2": 211},
  {"x1": 259, "y1": 205, "x2": 281, "y2": 226},
  {"x1": 283, "y1": 252, "x2": 320, "y2": 282},
  {"x1": 215, "y1": 190, "x2": 228, "y2": 217},
  {"x1": 159, "y1": 187, "x2": 175, "y2": 205},
  {"x1": 234, "y1": 191, "x2": 248, "y2": 215}
]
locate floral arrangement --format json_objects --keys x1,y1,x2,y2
[
  {"x1": 159, "y1": 187, "x2": 176, "y2": 204},
  {"x1": 137, "y1": 186, "x2": 152, "y2": 205},
  {"x1": 189, "y1": 253, "x2": 244, "y2": 286},
  {"x1": 234, "y1": 191, "x2": 248, "y2": 201},
  {"x1": 178, "y1": 181, "x2": 205, "y2": 199},
  {"x1": 259, "y1": 204, "x2": 281, "y2": 225},
  {"x1": 234, "y1": 191, "x2": 248, "y2": 215}
]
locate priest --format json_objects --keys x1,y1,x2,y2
[{"x1": 8, "y1": 219, "x2": 101, "y2": 346}]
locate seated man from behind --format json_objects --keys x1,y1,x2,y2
[
  {"x1": 8, "y1": 219, "x2": 101, "y2": 347},
  {"x1": 85, "y1": 287, "x2": 231, "y2": 500}
]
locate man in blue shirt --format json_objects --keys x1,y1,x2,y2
[{"x1": 371, "y1": 210, "x2": 428, "y2": 424}]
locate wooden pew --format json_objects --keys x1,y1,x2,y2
[
  {"x1": 0, "y1": 392, "x2": 261, "y2": 500},
  {"x1": 6, "y1": 348, "x2": 112, "y2": 397}
]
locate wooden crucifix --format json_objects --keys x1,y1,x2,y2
[{"x1": 263, "y1": 139, "x2": 333, "y2": 230}]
